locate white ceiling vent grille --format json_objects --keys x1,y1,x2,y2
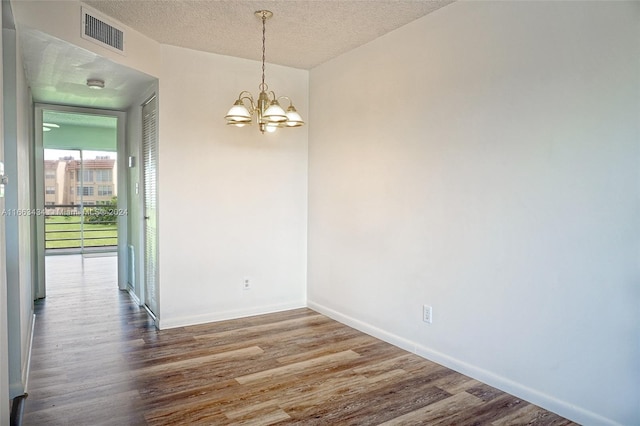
[{"x1": 81, "y1": 7, "x2": 126, "y2": 55}]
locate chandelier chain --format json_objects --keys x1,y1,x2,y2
[{"x1": 261, "y1": 13, "x2": 266, "y2": 90}]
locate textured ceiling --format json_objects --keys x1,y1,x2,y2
[
  {"x1": 84, "y1": 0, "x2": 455, "y2": 70},
  {"x1": 17, "y1": 1, "x2": 455, "y2": 110}
]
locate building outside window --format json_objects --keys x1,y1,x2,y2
[
  {"x1": 77, "y1": 170, "x2": 94, "y2": 182},
  {"x1": 76, "y1": 186, "x2": 95, "y2": 196},
  {"x1": 98, "y1": 185, "x2": 113, "y2": 196},
  {"x1": 95, "y1": 170, "x2": 112, "y2": 182}
]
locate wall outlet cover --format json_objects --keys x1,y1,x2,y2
[{"x1": 423, "y1": 305, "x2": 432, "y2": 324}]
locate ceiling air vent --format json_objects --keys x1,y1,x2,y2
[{"x1": 81, "y1": 7, "x2": 126, "y2": 55}]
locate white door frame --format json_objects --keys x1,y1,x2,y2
[{"x1": 34, "y1": 104, "x2": 127, "y2": 297}]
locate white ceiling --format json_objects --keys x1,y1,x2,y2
[
  {"x1": 17, "y1": 0, "x2": 454, "y2": 110},
  {"x1": 21, "y1": 28, "x2": 156, "y2": 110},
  {"x1": 84, "y1": 0, "x2": 455, "y2": 70}
]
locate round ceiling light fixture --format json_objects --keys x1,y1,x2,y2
[{"x1": 86, "y1": 79, "x2": 105, "y2": 89}]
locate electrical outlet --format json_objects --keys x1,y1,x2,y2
[
  {"x1": 423, "y1": 305, "x2": 432, "y2": 324},
  {"x1": 243, "y1": 278, "x2": 251, "y2": 290}
]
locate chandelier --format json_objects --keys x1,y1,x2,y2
[{"x1": 225, "y1": 10, "x2": 304, "y2": 134}]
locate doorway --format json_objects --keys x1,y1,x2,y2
[{"x1": 34, "y1": 105, "x2": 127, "y2": 299}]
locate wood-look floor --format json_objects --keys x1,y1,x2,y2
[{"x1": 24, "y1": 255, "x2": 577, "y2": 425}]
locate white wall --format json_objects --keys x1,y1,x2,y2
[
  {"x1": 308, "y1": 2, "x2": 639, "y2": 425},
  {"x1": 15, "y1": 28, "x2": 33, "y2": 397},
  {"x1": 3, "y1": 21, "x2": 33, "y2": 398},
  {"x1": 157, "y1": 45, "x2": 308, "y2": 328}
]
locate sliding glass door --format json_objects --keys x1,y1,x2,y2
[{"x1": 43, "y1": 148, "x2": 118, "y2": 253}]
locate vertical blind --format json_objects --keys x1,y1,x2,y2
[{"x1": 142, "y1": 96, "x2": 159, "y2": 317}]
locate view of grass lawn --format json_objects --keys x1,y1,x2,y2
[{"x1": 46, "y1": 215, "x2": 117, "y2": 249}]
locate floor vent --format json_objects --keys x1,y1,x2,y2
[{"x1": 81, "y1": 6, "x2": 126, "y2": 55}]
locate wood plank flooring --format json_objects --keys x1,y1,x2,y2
[{"x1": 23, "y1": 254, "x2": 578, "y2": 425}]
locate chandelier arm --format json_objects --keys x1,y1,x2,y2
[
  {"x1": 237, "y1": 93, "x2": 256, "y2": 112},
  {"x1": 276, "y1": 96, "x2": 294, "y2": 108}
]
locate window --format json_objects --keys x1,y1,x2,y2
[
  {"x1": 95, "y1": 169, "x2": 112, "y2": 182},
  {"x1": 45, "y1": 171, "x2": 56, "y2": 179},
  {"x1": 98, "y1": 185, "x2": 113, "y2": 196},
  {"x1": 45, "y1": 186, "x2": 56, "y2": 194},
  {"x1": 76, "y1": 170, "x2": 94, "y2": 182},
  {"x1": 76, "y1": 186, "x2": 94, "y2": 196}
]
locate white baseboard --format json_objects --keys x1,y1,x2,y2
[
  {"x1": 158, "y1": 301, "x2": 307, "y2": 330},
  {"x1": 9, "y1": 312, "x2": 35, "y2": 398},
  {"x1": 22, "y1": 313, "x2": 35, "y2": 393},
  {"x1": 126, "y1": 285, "x2": 141, "y2": 306},
  {"x1": 307, "y1": 300, "x2": 620, "y2": 426}
]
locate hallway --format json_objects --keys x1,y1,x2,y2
[{"x1": 25, "y1": 254, "x2": 152, "y2": 424}]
